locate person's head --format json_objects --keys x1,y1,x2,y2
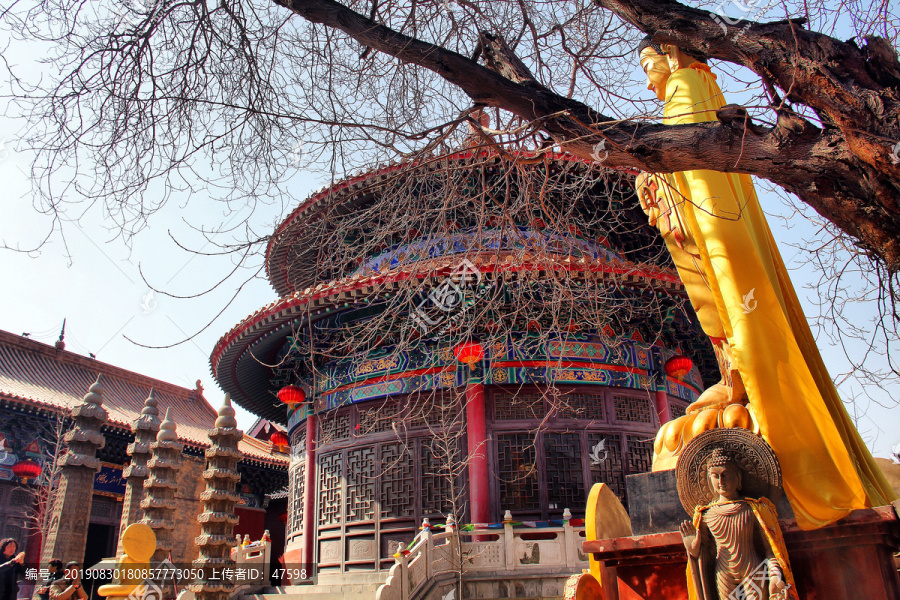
[
  {"x1": 63, "y1": 562, "x2": 81, "y2": 582},
  {"x1": 49, "y1": 559, "x2": 63, "y2": 573},
  {"x1": 0, "y1": 538, "x2": 17, "y2": 559},
  {"x1": 636, "y1": 35, "x2": 707, "y2": 101},
  {"x1": 707, "y1": 449, "x2": 743, "y2": 501}
]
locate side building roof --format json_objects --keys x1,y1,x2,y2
[{"x1": 0, "y1": 329, "x2": 286, "y2": 468}]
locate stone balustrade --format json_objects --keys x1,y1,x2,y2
[{"x1": 376, "y1": 513, "x2": 588, "y2": 600}]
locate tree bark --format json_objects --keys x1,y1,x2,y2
[{"x1": 276, "y1": 0, "x2": 900, "y2": 271}]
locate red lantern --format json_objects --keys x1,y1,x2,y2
[
  {"x1": 270, "y1": 431, "x2": 289, "y2": 450},
  {"x1": 454, "y1": 341, "x2": 484, "y2": 367},
  {"x1": 12, "y1": 458, "x2": 41, "y2": 483},
  {"x1": 278, "y1": 385, "x2": 306, "y2": 406},
  {"x1": 665, "y1": 355, "x2": 693, "y2": 379},
  {"x1": 278, "y1": 512, "x2": 288, "y2": 524}
]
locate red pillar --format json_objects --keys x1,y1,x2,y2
[
  {"x1": 465, "y1": 381, "x2": 490, "y2": 526},
  {"x1": 655, "y1": 389, "x2": 672, "y2": 425},
  {"x1": 300, "y1": 411, "x2": 317, "y2": 572}
]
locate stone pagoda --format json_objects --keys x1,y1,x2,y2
[
  {"x1": 141, "y1": 408, "x2": 182, "y2": 563},
  {"x1": 40, "y1": 375, "x2": 109, "y2": 564},
  {"x1": 117, "y1": 388, "x2": 161, "y2": 555},
  {"x1": 190, "y1": 395, "x2": 243, "y2": 600}
]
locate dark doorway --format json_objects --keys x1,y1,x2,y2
[{"x1": 83, "y1": 523, "x2": 116, "y2": 597}]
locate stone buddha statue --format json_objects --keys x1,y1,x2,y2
[
  {"x1": 676, "y1": 429, "x2": 797, "y2": 600},
  {"x1": 634, "y1": 36, "x2": 895, "y2": 530},
  {"x1": 680, "y1": 449, "x2": 791, "y2": 600}
]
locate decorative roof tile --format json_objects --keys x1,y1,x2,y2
[{"x1": 0, "y1": 330, "x2": 286, "y2": 467}]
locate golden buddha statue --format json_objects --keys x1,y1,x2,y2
[
  {"x1": 635, "y1": 36, "x2": 895, "y2": 529},
  {"x1": 97, "y1": 523, "x2": 157, "y2": 600}
]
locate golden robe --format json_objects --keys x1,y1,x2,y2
[{"x1": 650, "y1": 64, "x2": 895, "y2": 529}]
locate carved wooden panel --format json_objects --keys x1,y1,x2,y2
[
  {"x1": 320, "y1": 410, "x2": 351, "y2": 444},
  {"x1": 496, "y1": 433, "x2": 539, "y2": 511},
  {"x1": 587, "y1": 432, "x2": 625, "y2": 502},
  {"x1": 288, "y1": 462, "x2": 305, "y2": 535},
  {"x1": 544, "y1": 432, "x2": 585, "y2": 512},
  {"x1": 346, "y1": 446, "x2": 376, "y2": 522},
  {"x1": 420, "y1": 438, "x2": 457, "y2": 516},
  {"x1": 557, "y1": 393, "x2": 605, "y2": 420},
  {"x1": 494, "y1": 392, "x2": 542, "y2": 420},
  {"x1": 626, "y1": 435, "x2": 654, "y2": 475},
  {"x1": 613, "y1": 394, "x2": 654, "y2": 423},
  {"x1": 317, "y1": 452, "x2": 343, "y2": 527},
  {"x1": 669, "y1": 402, "x2": 687, "y2": 419},
  {"x1": 380, "y1": 443, "x2": 415, "y2": 518},
  {"x1": 357, "y1": 400, "x2": 398, "y2": 435}
]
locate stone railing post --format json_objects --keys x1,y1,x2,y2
[
  {"x1": 563, "y1": 508, "x2": 577, "y2": 568},
  {"x1": 398, "y1": 551, "x2": 409, "y2": 600},
  {"x1": 502, "y1": 510, "x2": 516, "y2": 571},
  {"x1": 421, "y1": 518, "x2": 434, "y2": 581}
]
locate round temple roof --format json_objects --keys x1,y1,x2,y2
[{"x1": 213, "y1": 151, "x2": 705, "y2": 422}]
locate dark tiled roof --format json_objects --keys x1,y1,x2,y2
[{"x1": 0, "y1": 330, "x2": 286, "y2": 467}]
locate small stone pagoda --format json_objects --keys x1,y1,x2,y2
[
  {"x1": 118, "y1": 389, "x2": 161, "y2": 555},
  {"x1": 141, "y1": 409, "x2": 183, "y2": 563},
  {"x1": 191, "y1": 395, "x2": 243, "y2": 600}
]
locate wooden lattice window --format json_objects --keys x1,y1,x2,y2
[
  {"x1": 380, "y1": 443, "x2": 415, "y2": 519},
  {"x1": 669, "y1": 403, "x2": 687, "y2": 419},
  {"x1": 496, "y1": 433, "x2": 540, "y2": 511},
  {"x1": 544, "y1": 432, "x2": 586, "y2": 512},
  {"x1": 587, "y1": 432, "x2": 625, "y2": 502},
  {"x1": 346, "y1": 446, "x2": 376, "y2": 522},
  {"x1": 557, "y1": 393, "x2": 605, "y2": 420},
  {"x1": 420, "y1": 438, "x2": 457, "y2": 517},
  {"x1": 613, "y1": 394, "x2": 654, "y2": 424},
  {"x1": 10, "y1": 489, "x2": 33, "y2": 508},
  {"x1": 317, "y1": 452, "x2": 343, "y2": 527},
  {"x1": 320, "y1": 410, "x2": 351, "y2": 444},
  {"x1": 288, "y1": 462, "x2": 305, "y2": 535},
  {"x1": 626, "y1": 435, "x2": 654, "y2": 475},
  {"x1": 403, "y1": 392, "x2": 447, "y2": 430},
  {"x1": 358, "y1": 401, "x2": 398, "y2": 435},
  {"x1": 494, "y1": 393, "x2": 543, "y2": 420}
]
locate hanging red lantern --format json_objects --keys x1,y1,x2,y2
[
  {"x1": 278, "y1": 385, "x2": 306, "y2": 406},
  {"x1": 269, "y1": 431, "x2": 289, "y2": 450},
  {"x1": 278, "y1": 511, "x2": 288, "y2": 524},
  {"x1": 12, "y1": 458, "x2": 41, "y2": 483},
  {"x1": 453, "y1": 341, "x2": 484, "y2": 367},
  {"x1": 665, "y1": 355, "x2": 693, "y2": 379}
]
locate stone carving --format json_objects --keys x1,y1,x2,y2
[{"x1": 676, "y1": 429, "x2": 797, "y2": 600}]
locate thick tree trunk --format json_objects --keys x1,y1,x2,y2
[{"x1": 277, "y1": 0, "x2": 900, "y2": 271}]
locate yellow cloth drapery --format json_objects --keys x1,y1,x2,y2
[{"x1": 650, "y1": 64, "x2": 895, "y2": 529}]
